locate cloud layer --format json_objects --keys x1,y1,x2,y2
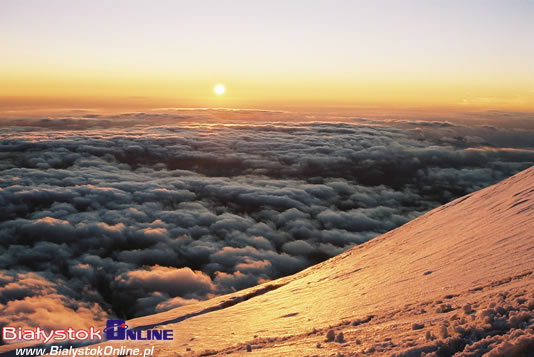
[{"x1": 1, "y1": 111, "x2": 533, "y2": 331}]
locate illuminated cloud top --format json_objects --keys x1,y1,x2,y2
[{"x1": 1, "y1": 110, "x2": 533, "y2": 327}]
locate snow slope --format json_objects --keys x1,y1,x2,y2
[{"x1": 4, "y1": 166, "x2": 534, "y2": 356}]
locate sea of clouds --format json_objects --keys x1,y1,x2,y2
[{"x1": 1, "y1": 110, "x2": 533, "y2": 333}]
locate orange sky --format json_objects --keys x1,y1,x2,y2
[{"x1": 1, "y1": 0, "x2": 533, "y2": 112}]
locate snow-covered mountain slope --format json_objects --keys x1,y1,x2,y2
[
  {"x1": 6, "y1": 166, "x2": 534, "y2": 356},
  {"x1": 98, "y1": 166, "x2": 534, "y2": 356}
]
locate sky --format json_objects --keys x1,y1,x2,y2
[{"x1": 1, "y1": 0, "x2": 533, "y2": 111}]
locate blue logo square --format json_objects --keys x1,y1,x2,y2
[{"x1": 105, "y1": 320, "x2": 127, "y2": 340}]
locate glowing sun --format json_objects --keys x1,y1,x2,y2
[{"x1": 214, "y1": 84, "x2": 225, "y2": 95}]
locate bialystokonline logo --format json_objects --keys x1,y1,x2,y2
[{"x1": 2, "y1": 320, "x2": 173, "y2": 343}]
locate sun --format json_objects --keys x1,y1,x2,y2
[{"x1": 214, "y1": 84, "x2": 225, "y2": 95}]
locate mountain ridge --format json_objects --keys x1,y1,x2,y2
[{"x1": 130, "y1": 165, "x2": 534, "y2": 356}]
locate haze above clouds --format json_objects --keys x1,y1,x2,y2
[{"x1": 1, "y1": 110, "x2": 533, "y2": 330}]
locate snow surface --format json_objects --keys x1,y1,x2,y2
[{"x1": 3, "y1": 165, "x2": 534, "y2": 356}]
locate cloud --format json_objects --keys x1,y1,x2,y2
[
  {"x1": 115, "y1": 266, "x2": 215, "y2": 298},
  {"x1": 0, "y1": 272, "x2": 107, "y2": 337},
  {"x1": 1, "y1": 110, "x2": 533, "y2": 327}
]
